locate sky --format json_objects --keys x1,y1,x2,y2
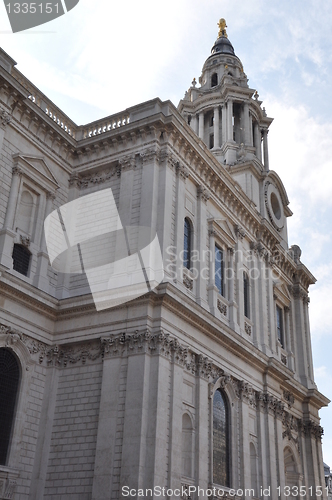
[{"x1": 1, "y1": 0, "x2": 331, "y2": 469}]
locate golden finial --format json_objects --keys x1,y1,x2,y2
[{"x1": 218, "y1": 18, "x2": 228, "y2": 38}]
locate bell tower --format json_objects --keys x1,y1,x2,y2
[
  {"x1": 178, "y1": 20, "x2": 293, "y2": 248},
  {"x1": 178, "y1": 18, "x2": 272, "y2": 169}
]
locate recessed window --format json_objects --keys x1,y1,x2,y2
[
  {"x1": 184, "y1": 218, "x2": 192, "y2": 270},
  {"x1": 211, "y1": 73, "x2": 218, "y2": 87},
  {"x1": 243, "y1": 272, "x2": 250, "y2": 319},
  {"x1": 276, "y1": 305, "x2": 284, "y2": 347},
  {"x1": 213, "y1": 389, "x2": 230, "y2": 486},
  {"x1": 0, "y1": 348, "x2": 20, "y2": 465},
  {"x1": 215, "y1": 245, "x2": 224, "y2": 296},
  {"x1": 209, "y1": 133, "x2": 214, "y2": 149},
  {"x1": 12, "y1": 244, "x2": 31, "y2": 276}
]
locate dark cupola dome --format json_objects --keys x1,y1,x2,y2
[{"x1": 211, "y1": 18, "x2": 236, "y2": 56}]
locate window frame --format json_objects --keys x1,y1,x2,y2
[
  {"x1": 215, "y1": 244, "x2": 224, "y2": 297},
  {"x1": 183, "y1": 217, "x2": 193, "y2": 270},
  {"x1": 243, "y1": 271, "x2": 250, "y2": 319},
  {"x1": 0, "y1": 348, "x2": 21, "y2": 466},
  {"x1": 276, "y1": 304, "x2": 284, "y2": 348},
  {"x1": 212, "y1": 388, "x2": 230, "y2": 488}
]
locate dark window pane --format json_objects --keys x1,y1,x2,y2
[
  {"x1": 276, "y1": 305, "x2": 284, "y2": 347},
  {"x1": 12, "y1": 244, "x2": 31, "y2": 276},
  {"x1": 213, "y1": 389, "x2": 229, "y2": 486},
  {"x1": 215, "y1": 246, "x2": 224, "y2": 296},
  {"x1": 0, "y1": 349, "x2": 20, "y2": 465},
  {"x1": 184, "y1": 218, "x2": 191, "y2": 269},
  {"x1": 244, "y1": 272, "x2": 250, "y2": 319}
]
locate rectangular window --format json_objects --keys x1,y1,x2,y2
[
  {"x1": 209, "y1": 133, "x2": 214, "y2": 149},
  {"x1": 243, "y1": 272, "x2": 250, "y2": 319},
  {"x1": 215, "y1": 245, "x2": 224, "y2": 296},
  {"x1": 276, "y1": 305, "x2": 284, "y2": 347}
]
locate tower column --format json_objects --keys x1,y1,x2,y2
[
  {"x1": 198, "y1": 112, "x2": 204, "y2": 139},
  {"x1": 191, "y1": 114, "x2": 198, "y2": 135},
  {"x1": 221, "y1": 104, "x2": 226, "y2": 144},
  {"x1": 227, "y1": 99, "x2": 233, "y2": 142},
  {"x1": 243, "y1": 102, "x2": 250, "y2": 145},
  {"x1": 254, "y1": 122, "x2": 261, "y2": 161},
  {"x1": 262, "y1": 129, "x2": 269, "y2": 171},
  {"x1": 213, "y1": 106, "x2": 220, "y2": 148}
]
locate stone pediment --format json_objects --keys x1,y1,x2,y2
[
  {"x1": 209, "y1": 217, "x2": 236, "y2": 247},
  {"x1": 273, "y1": 280, "x2": 292, "y2": 306},
  {"x1": 12, "y1": 154, "x2": 59, "y2": 192}
]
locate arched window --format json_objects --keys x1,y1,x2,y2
[
  {"x1": 243, "y1": 272, "x2": 250, "y2": 318},
  {"x1": 182, "y1": 413, "x2": 193, "y2": 478},
  {"x1": 284, "y1": 447, "x2": 300, "y2": 492},
  {"x1": 250, "y1": 442, "x2": 258, "y2": 494},
  {"x1": 0, "y1": 349, "x2": 20, "y2": 465},
  {"x1": 12, "y1": 244, "x2": 31, "y2": 276},
  {"x1": 184, "y1": 218, "x2": 192, "y2": 270},
  {"x1": 213, "y1": 389, "x2": 230, "y2": 486},
  {"x1": 211, "y1": 73, "x2": 218, "y2": 87}
]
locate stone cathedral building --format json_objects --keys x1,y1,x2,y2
[{"x1": 0, "y1": 19, "x2": 329, "y2": 500}]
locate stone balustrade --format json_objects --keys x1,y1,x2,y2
[
  {"x1": 11, "y1": 67, "x2": 77, "y2": 138},
  {"x1": 78, "y1": 113, "x2": 130, "y2": 139}
]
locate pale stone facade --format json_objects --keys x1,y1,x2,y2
[{"x1": 0, "y1": 21, "x2": 329, "y2": 500}]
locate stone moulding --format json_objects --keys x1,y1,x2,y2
[{"x1": 0, "y1": 323, "x2": 324, "y2": 442}]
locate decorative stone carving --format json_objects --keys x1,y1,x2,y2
[
  {"x1": 46, "y1": 341, "x2": 102, "y2": 367},
  {"x1": 244, "y1": 322, "x2": 252, "y2": 336},
  {"x1": 281, "y1": 354, "x2": 287, "y2": 365},
  {"x1": 68, "y1": 173, "x2": 82, "y2": 188},
  {"x1": 197, "y1": 185, "x2": 210, "y2": 203},
  {"x1": 0, "y1": 108, "x2": 11, "y2": 127},
  {"x1": 234, "y1": 224, "x2": 246, "y2": 240},
  {"x1": 282, "y1": 412, "x2": 300, "y2": 453},
  {"x1": 20, "y1": 235, "x2": 30, "y2": 248},
  {"x1": 119, "y1": 154, "x2": 136, "y2": 171},
  {"x1": 183, "y1": 274, "x2": 193, "y2": 290},
  {"x1": 140, "y1": 148, "x2": 159, "y2": 165},
  {"x1": 217, "y1": 300, "x2": 227, "y2": 316},
  {"x1": 12, "y1": 166, "x2": 22, "y2": 177},
  {"x1": 79, "y1": 164, "x2": 121, "y2": 188},
  {"x1": 283, "y1": 390, "x2": 295, "y2": 407},
  {"x1": 256, "y1": 391, "x2": 284, "y2": 417},
  {"x1": 290, "y1": 244, "x2": 302, "y2": 264},
  {"x1": 176, "y1": 163, "x2": 189, "y2": 180}
]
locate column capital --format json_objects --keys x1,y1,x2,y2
[
  {"x1": 68, "y1": 173, "x2": 82, "y2": 189},
  {"x1": 197, "y1": 185, "x2": 210, "y2": 203},
  {"x1": 12, "y1": 166, "x2": 22, "y2": 177},
  {"x1": 176, "y1": 163, "x2": 189, "y2": 180}
]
